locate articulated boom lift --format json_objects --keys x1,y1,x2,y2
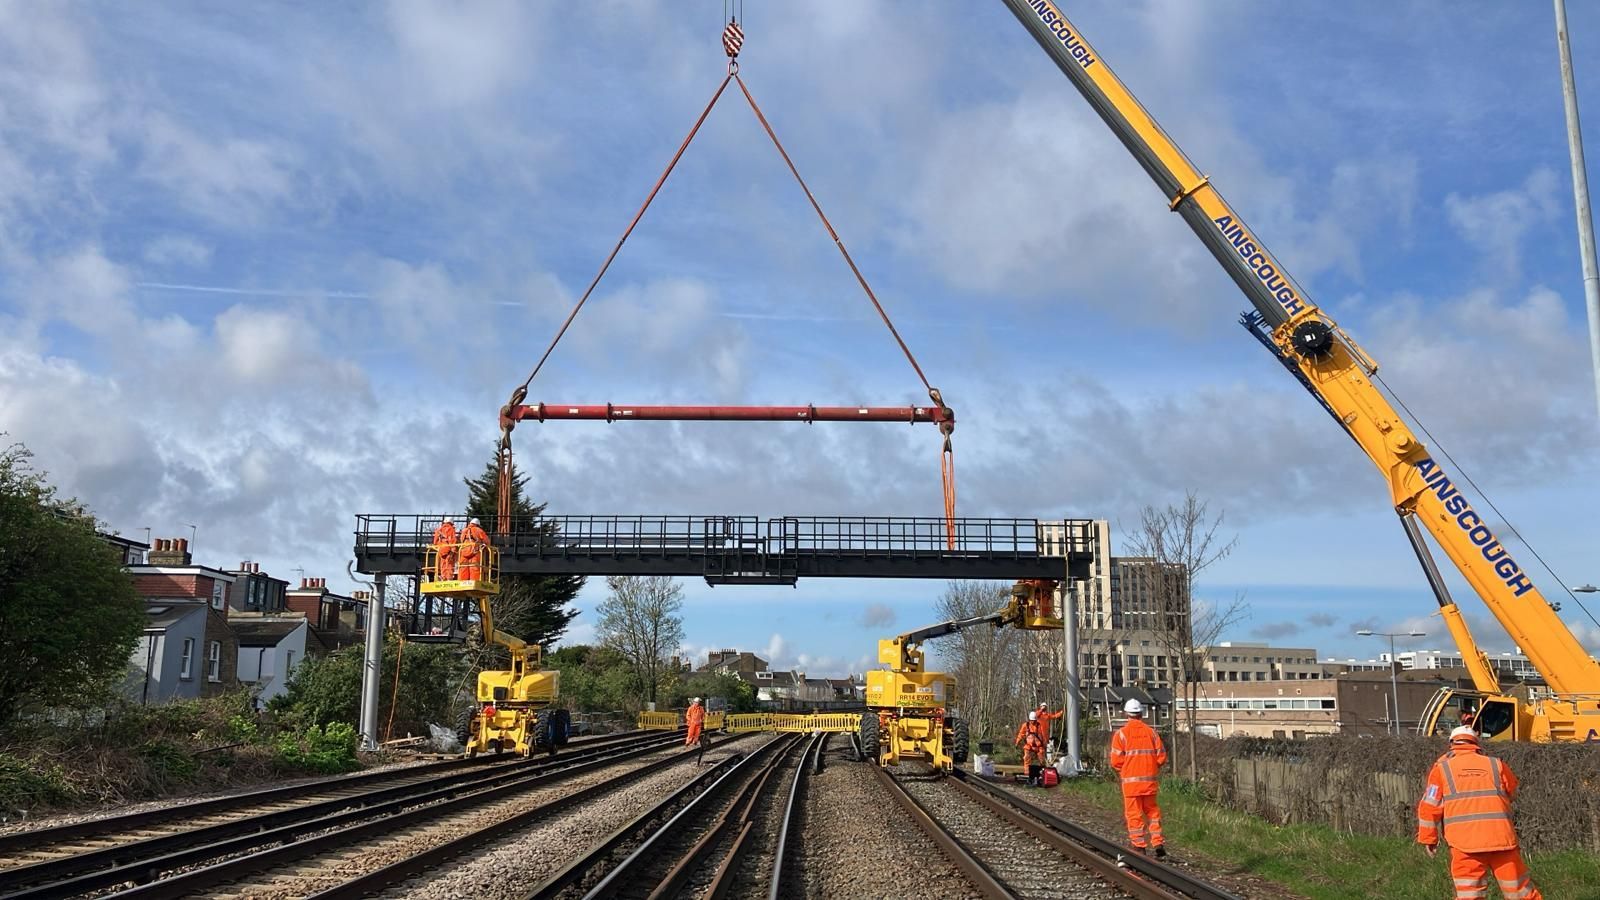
[
  {"x1": 420, "y1": 540, "x2": 569, "y2": 756},
  {"x1": 862, "y1": 579, "x2": 1061, "y2": 769},
  {"x1": 1000, "y1": 1, "x2": 1600, "y2": 741}
]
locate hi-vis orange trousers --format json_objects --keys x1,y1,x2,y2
[
  {"x1": 1122, "y1": 792, "x2": 1163, "y2": 849},
  {"x1": 1450, "y1": 848, "x2": 1540, "y2": 899}
]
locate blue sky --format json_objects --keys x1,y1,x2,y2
[{"x1": 3, "y1": 1, "x2": 1600, "y2": 677}]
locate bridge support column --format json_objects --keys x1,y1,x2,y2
[
  {"x1": 359, "y1": 573, "x2": 387, "y2": 751},
  {"x1": 1062, "y1": 581, "x2": 1082, "y2": 775}
]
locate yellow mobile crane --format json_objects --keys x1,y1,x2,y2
[
  {"x1": 863, "y1": 579, "x2": 1061, "y2": 769},
  {"x1": 999, "y1": 1, "x2": 1600, "y2": 742},
  {"x1": 421, "y1": 539, "x2": 568, "y2": 756}
]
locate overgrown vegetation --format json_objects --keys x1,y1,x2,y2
[
  {"x1": 0, "y1": 691, "x2": 363, "y2": 819},
  {"x1": 546, "y1": 644, "x2": 757, "y2": 715},
  {"x1": 0, "y1": 440, "x2": 144, "y2": 731},
  {"x1": 1054, "y1": 774, "x2": 1600, "y2": 900},
  {"x1": 269, "y1": 637, "x2": 468, "y2": 741}
]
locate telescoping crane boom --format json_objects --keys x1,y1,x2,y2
[{"x1": 999, "y1": 0, "x2": 1600, "y2": 742}]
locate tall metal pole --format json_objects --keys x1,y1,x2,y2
[
  {"x1": 1389, "y1": 634, "x2": 1402, "y2": 736},
  {"x1": 1061, "y1": 582, "x2": 1082, "y2": 775},
  {"x1": 359, "y1": 574, "x2": 387, "y2": 750},
  {"x1": 1555, "y1": 0, "x2": 1600, "y2": 421}
]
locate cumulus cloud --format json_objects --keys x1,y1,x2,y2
[{"x1": 1444, "y1": 168, "x2": 1560, "y2": 279}]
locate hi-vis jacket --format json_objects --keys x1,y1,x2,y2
[
  {"x1": 1417, "y1": 747, "x2": 1520, "y2": 852},
  {"x1": 1109, "y1": 718, "x2": 1166, "y2": 796}
]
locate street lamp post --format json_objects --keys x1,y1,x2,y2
[{"x1": 1356, "y1": 629, "x2": 1427, "y2": 735}]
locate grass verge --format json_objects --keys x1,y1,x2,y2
[{"x1": 1057, "y1": 777, "x2": 1600, "y2": 900}]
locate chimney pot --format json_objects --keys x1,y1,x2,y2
[{"x1": 178, "y1": 538, "x2": 188, "y2": 552}]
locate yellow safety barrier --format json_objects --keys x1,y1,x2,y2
[
  {"x1": 722, "y1": 712, "x2": 859, "y2": 734},
  {"x1": 705, "y1": 712, "x2": 726, "y2": 731},
  {"x1": 637, "y1": 712, "x2": 682, "y2": 731}
]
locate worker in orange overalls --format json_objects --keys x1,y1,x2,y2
[
  {"x1": 430, "y1": 517, "x2": 457, "y2": 581},
  {"x1": 1110, "y1": 698, "x2": 1167, "y2": 858},
  {"x1": 685, "y1": 697, "x2": 708, "y2": 764},
  {"x1": 1015, "y1": 711, "x2": 1047, "y2": 783},
  {"x1": 458, "y1": 517, "x2": 490, "y2": 581},
  {"x1": 1417, "y1": 727, "x2": 1542, "y2": 900},
  {"x1": 1034, "y1": 701, "x2": 1064, "y2": 748}
]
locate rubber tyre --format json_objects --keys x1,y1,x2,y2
[
  {"x1": 533, "y1": 709, "x2": 559, "y2": 755},
  {"x1": 553, "y1": 708, "x2": 572, "y2": 746},
  {"x1": 950, "y1": 717, "x2": 970, "y2": 765},
  {"x1": 455, "y1": 705, "x2": 474, "y2": 748},
  {"x1": 858, "y1": 712, "x2": 881, "y2": 763}
]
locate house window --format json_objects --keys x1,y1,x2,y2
[
  {"x1": 207, "y1": 641, "x2": 222, "y2": 681},
  {"x1": 179, "y1": 638, "x2": 196, "y2": 680},
  {"x1": 285, "y1": 650, "x2": 295, "y2": 675},
  {"x1": 211, "y1": 581, "x2": 225, "y2": 611}
]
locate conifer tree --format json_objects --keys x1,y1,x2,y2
[{"x1": 462, "y1": 452, "x2": 582, "y2": 648}]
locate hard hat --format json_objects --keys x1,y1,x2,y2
[
  {"x1": 1038, "y1": 702, "x2": 1047, "y2": 709},
  {"x1": 691, "y1": 697, "x2": 701, "y2": 704},
  {"x1": 1449, "y1": 726, "x2": 1480, "y2": 744},
  {"x1": 1123, "y1": 699, "x2": 1145, "y2": 716},
  {"x1": 1028, "y1": 711, "x2": 1038, "y2": 721},
  {"x1": 469, "y1": 517, "x2": 481, "y2": 526}
]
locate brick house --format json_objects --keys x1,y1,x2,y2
[
  {"x1": 286, "y1": 578, "x2": 366, "y2": 654},
  {"x1": 127, "y1": 537, "x2": 238, "y2": 698}
]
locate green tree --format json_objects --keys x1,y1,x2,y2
[
  {"x1": 665, "y1": 671, "x2": 757, "y2": 713},
  {"x1": 596, "y1": 575, "x2": 685, "y2": 704},
  {"x1": 270, "y1": 637, "x2": 468, "y2": 739},
  {"x1": 547, "y1": 644, "x2": 637, "y2": 712},
  {"x1": 0, "y1": 441, "x2": 143, "y2": 730},
  {"x1": 463, "y1": 453, "x2": 582, "y2": 647}
]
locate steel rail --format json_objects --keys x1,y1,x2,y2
[
  {"x1": 950, "y1": 770, "x2": 1243, "y2": 900},
  {"x1": 572, "y1": 736, "x2": 791, "y2": 900},
  {"x1": 869, "y1": 766, "x2": 1015, "y2": 900},
  {"x1": 307, "y1": 734, "x2": 744, "y2": 900},
  {"x1": 760, "y1": 731, "x2": 826, "y2": 900},
  {"x1": 662, "y1": 733, "x2": 808, "y2": 900},
  {"x1": 523, "y1": 742, "x2": 760, "y2": 900},
  {"x1": 0, "y1": 729, "x2": 636, "y2": 861},
  {"x1": 26, "y1": 732, "x2": 680, "y2": 900}
]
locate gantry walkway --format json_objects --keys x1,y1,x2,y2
[{"x1": 353, "y1": 514, "x2": 1095, "y2": 586}]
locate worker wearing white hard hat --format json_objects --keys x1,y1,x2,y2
[
  {"x1": 1015, "y1": 709, "x2": 1047, "y2": 781},
  {"x1": 1418, "y1": 724, "x2": 1542, "y2": 898},
  {"x1": 458, "y1": 516, "x2": 490, "y2": 581},
  {"x1": 684, "y1": 696, "x2": 708, "y2": 763},
  {"x1": 1110, "y1": 697, "x2": 1166, "y2": 857}
]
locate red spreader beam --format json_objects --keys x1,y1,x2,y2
[{"x1": 507, "y1": 404, "x2": 954, "y2": 426}]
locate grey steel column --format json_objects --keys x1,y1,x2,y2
[
  {"x1": 1555, "y1": 0, "x2": 1600, "y2": 421},
  {"x1": 1062, "y1": 581, "x2": 1082, "y2": 775},
  {"x1": 359, "y1": 573, "x2": 387, "y2": 750}
]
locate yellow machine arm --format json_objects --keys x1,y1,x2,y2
[
  {"x1": 880, "y1": 580, "x2": 1061, "y2": 673},
  {"x1": 1000, "y1": 1, "x2": 1600, "y2": 699}
]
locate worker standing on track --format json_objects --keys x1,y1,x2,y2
[
  {"x1": 1015, "y1": 710, "x2": 1047, "y2": 783},
  {"x1": 1110, "y1": 698, "x2": 1167, "y2": 858},
  {"x1": 1417, "y1": 727, "x2": 1542, "y2": 900},
  {"x1": 458, "y1": 517, "x2": 489, "y2": 581},
  {"x1": 430, "y1": 517, "x2": 458, "y2": 582},
  {"x1": 685, "y1": 697, "x2": 708, "y2": 765}
]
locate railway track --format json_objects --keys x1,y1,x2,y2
[
  {"x1": 0, "y1": 729, "x2": 681, "y2": 899},
  {"x1": 527, "y1": 731, "x2": 824, "y2": 900},
  {"x1": 875, "y1": 765, "x2": 1243, "y2": 900}
]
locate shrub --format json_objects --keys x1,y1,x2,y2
[{"x1": 274, "y1": 722, "x2": 359, "y2": 774}]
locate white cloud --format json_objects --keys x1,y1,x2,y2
[
  {"x1": 1444, "y1": 168, "x2": 1560, "y2": 278},
  {"x1": 142, "y1": 235, "x2": 213, "y2": 267}
]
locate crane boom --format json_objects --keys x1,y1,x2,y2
[{"x1": 999, "y1": 0, "x2": 1600, "y2": 698}]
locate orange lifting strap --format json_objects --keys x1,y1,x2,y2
[{"x1": 499, "y1": 14, "x2": 959, "y2": 549}]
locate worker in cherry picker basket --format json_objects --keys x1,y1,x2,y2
[
  {"x1": 458, "y1": 517, "x2": 490, "y2": 581},
  {"x1": 430, "y1": 517, "x2": 457, "y2": 581}
]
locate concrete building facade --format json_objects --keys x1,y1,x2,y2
[
  {"x1": 125, "y1": 601, "x2": 209, "y2": 704},
  {"x1": 1178, "y1": 673, "x2": 1448, "y2": 738},
  {"x1": 231, "y1": 614, "x2": 309, "y2": 705},
  {"x1": 1066, "y1": 521, "x2": 1188, "y2": 691},
  {"x1": 1198, "y1": 641, "x2": 1325, "y2": 682}
]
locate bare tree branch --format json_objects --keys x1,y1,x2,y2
[{"x1": 596, "y1": 575, "x2": 685, "y2": 705}]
